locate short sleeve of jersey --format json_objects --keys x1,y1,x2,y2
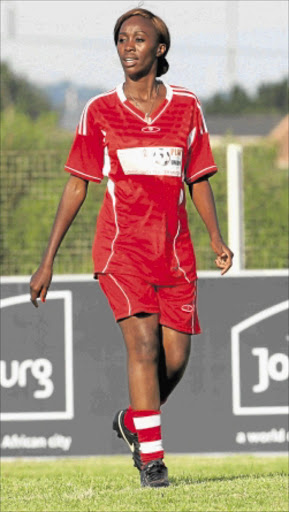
[
  {"x1": 185, "y1": 99, "x2": 217, "y2": 184},
  {"x1": 64, "y1": 104, "x2": 104, "y2": 183}
]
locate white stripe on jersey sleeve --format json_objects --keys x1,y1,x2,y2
[
  {"x1": 173, "y1": 91, "x2": 197, "y2": 99},
  {"x1": 187, "y1": 127, "x2": 196, "y2": 149},
  {"x1": 171, "y1": 85, "x2": 208, "y2": 133},
  {"x1": 197, "y1": 103, "x2": 208, "y2": 133},
  {"x1": 172, "y1": 88, "x2": 208, "y2": 134},
  {"x1": 171, "y1": 87, "x2": 197, "y2": 98},
  {"x1": 186, "y1": 165, "x2": 217, "y2": 183},
  {"x1": 64, "y1": 165, "x2": 102, "y2": 181},
  {"x1": 78, "y1": 89, "x2": 116, "y2": 135}
]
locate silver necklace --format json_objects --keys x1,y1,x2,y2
[{"x1": 126, "y1": 82, "x2": 160, "y2": 124}]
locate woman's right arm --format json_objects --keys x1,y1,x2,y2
[{"x1": 30, "y1": 175, "x2": 88, "y2": 307}]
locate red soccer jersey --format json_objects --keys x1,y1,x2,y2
[{"x1": 65, "y1": 81, "x2": 217, "y2": 285}]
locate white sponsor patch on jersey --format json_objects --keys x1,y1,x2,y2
[{"x1": 117, "y1": 147, "x2": 183, "y2": 177}]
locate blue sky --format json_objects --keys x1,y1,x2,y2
[{"x1": 1, "y1": 0, "x2": 288, "y2": 98}]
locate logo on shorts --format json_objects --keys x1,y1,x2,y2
[{"x1": 181, "y1": 304, "x2": 194, "y2": 313}]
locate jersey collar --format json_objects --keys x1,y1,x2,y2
[{"x1": 116, "y1": 80, "x2": 173, "y2": 125}]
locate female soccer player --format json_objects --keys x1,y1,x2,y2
[{"x1": 30, "y1": 8, "x2": 233, "y2": 487}]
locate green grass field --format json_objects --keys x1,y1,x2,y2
[{"x1": 1, "y1": 455, "x2": 288, "y2": 512}]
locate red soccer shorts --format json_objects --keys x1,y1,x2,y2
[{"x1": 98, "y1": 273, "x2": 201, "y2": 335}]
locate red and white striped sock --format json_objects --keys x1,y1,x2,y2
[
  {"x1": 124, "y1": 401, "x2": 167, "y2": 435},
  {"x1": 124, "y1": 406, "x2": 137, "y2": 433},
  {"x1": 133, "y1": 409, "x2": 164, "y2": 465}
]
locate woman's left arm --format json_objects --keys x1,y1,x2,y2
[{"x1": 189, "y1": 178, "x2": 234, "y2": 275}]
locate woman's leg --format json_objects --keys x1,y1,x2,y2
[
  {"x1": 158, "y1": 326, "x2": 191, "y2": 404},
  {"x1": 118, "y1": 312, "x2": 161, "y2": 410},
  {"x1": 118, "y1": 312, "x2": 168, "y2": 478},
  {"x1": 119, "y1": 315, "x2": 191, "y2": 408}
]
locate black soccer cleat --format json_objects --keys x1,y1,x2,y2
[
  {"x1": 112, "y1": 409, "x2": 142, "y2": 471},
  {"x1": 140, "y1": 459, "x2": 170, "y2": 488}
]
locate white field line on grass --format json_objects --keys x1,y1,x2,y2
[{"x1": 1, "y1": 452, "x2": 288, "y2": 462}]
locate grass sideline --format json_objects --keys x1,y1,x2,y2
[{"x1": 1, "y1": 454, "x2": 288, "y2": 512}]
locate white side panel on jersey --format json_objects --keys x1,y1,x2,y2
[
  {"x1": 102, "y1": 146, "x2": 111, "y2": 177},
  {"x1": 178, "y1": 189, "x2": 184, "y2": 205},
  {"x1": 117, "y1": 147, "x2": 183, "y2": 177},
  {"x1": 101, "y1": 179, "x2": 119, "y2": 273},
  {"x1": 173, "y1": 220, "x2": 190, "y2": 283}
]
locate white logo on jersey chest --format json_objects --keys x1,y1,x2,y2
[{"x1": 141, "y1": 126, "x2": 161, "y2": 133}]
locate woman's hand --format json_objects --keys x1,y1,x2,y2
[
  {"x1": 211, "y1": 237, "x2": 234, "y2": 275},
  {"x1": 30, "y1": 264, "x2": 53, "y2": 307},
  {"x1": 190, "y1": 179, "x2": 233, "y2": 275}
]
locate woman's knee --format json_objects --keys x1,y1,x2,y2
[
  {"x1": 131, "y1": 333, "x2": 159, "y2": 363},
  {"x1": 120, "y1": 313, "x2": 160, "y2": 363}
]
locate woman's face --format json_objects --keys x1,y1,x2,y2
[{"x1": 117, "y1": 15, "x2": 166, "y2": 78}]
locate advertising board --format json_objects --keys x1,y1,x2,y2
[{"x1": 1, "y1": 271, "x2": 288, "y2": 457}]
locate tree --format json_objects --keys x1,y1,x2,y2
[
  {"x1": 204, "y1": 78, "x2": 288, "y2": 115},
  {"x1": 256, "y1": 79, "x2": 288, "y2": 113},
  {"x1": 0, "y1": 61, "x2": 52, "y2": 118},
  {"x1": 204, "y1": 85, "x2": 251, "y2": 114},
  {"x1": 0, "y1": 62, "x2": 72, "y2": 150}
]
